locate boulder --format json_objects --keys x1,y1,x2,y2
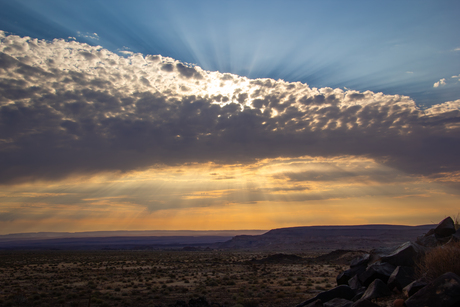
[
  {"x1": 368, "y1": 247, "x2": 394, "y2": 264},
  {"x1": 360, "y1": 279, "x2": 392, "y2": 301},
  {"x1": 448, "y1": 228, "x2": 460, "y2": 243},
  {"x1": 351, "y1": 299, "x2": 381, "y2": 307},
  {"x1": 404, "y1": 272, "x2": 460, "y2": 307},
  {"x1": 434, "y1": 217, "x2": 456, "y2": 238},
  {"x1": 350, "y1": 287, "x2": 366, "y2": 302},
  {"x1": 358, "y1": 262, "x2": 396, "y2": 287},
  {"x1": 416, "y1": 234, "x2": 439, "y2": 248},
  {"x1": 337, "y1": 265, "x2": 367, "y2": 285},
  {"x1": 381, "y1": 241, "x2": 426, "y2": 267},
  {"x1": 425, "y1": 228, "x2": 436, "y2": 237},
  {"x1": 350, "y1": 254, "x2": 370, "y2": 268},
  {"x1": 387, "y1": 266, "x2": 415, "y2": 291},
  {"x1": 323, "y1": 298, "x2": 353, "y2": 307},
  {"x1": 303, "y1": 300, "x2": 323, "y2": 307},
  {"x1": 402, "y1": 279, "x2": 428, "y2": 297},
  {"x1": 347, "y1": 275, "x2": 362, "y2": 290},
  {"x1": 296, "y1": 285, "x2": 356, "y2": 307}
]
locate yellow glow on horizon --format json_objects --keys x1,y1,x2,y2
[{"x1": 1, "y1": 155, "x2": 459, "y2": 234}]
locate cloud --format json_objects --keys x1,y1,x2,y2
[
  {"x1": 0, "y1": 33, "x2": 460, "y2": 185},
  {"x1": 452, "y1": 74, "x2": 460, "y2": 82},
  {"x1": 433, "y1": 78, "x2": 446, "y2": 88}
]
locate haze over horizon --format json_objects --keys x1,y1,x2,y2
[{"x1": 0, "y1": 0, "x2": 459, "y2": 235}]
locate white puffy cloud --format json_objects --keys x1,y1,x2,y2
[
  {"x1": 452, "y1": 74, "x2": 460, "y2": 82},
  {"x1": 0, "y1": 33, "x2": 460, "y2": 184},
  {"x1": 433, "y1": 78, "x2": 446, "y2": 88}
]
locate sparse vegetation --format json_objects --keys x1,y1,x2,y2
[
  {"x1": 0, "y1": 250, "x2": 341, "y2": 307},
  {"x1": 417, "y1": 241, "x2": 460, "y2": 281}
]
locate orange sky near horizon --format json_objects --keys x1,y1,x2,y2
[{"x1": 1, "y1": 156, "x2": 458, "y2": 235}]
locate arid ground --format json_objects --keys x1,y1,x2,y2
[{"x1": 0, "y1": 250, "x2": 350, "y2": 307}]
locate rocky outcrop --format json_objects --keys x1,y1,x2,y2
[
  {"x1": 380, "y1": 241, "x2": 426, "y2": 267},
  {"x1": 295, "y1": 216, "x2": 459, "y2": 307},
  {"x1": 358, "y1": 262, "x2": 396, "y2": 286},
  {"x1": 416, "y1": 217, "x2": 458, "y2": 248},
  {"x1": 434, "y1": 217, "x2": 456, "y2": 238},
  {"x1": 337, "y1": 265, "x2": 367, "y2": 285},
  {"x1": 323, "y1": 298, "x2": 353, "y2": 307},
  {"x1": 404, "y1": 272, "x2": 460, "y2": 307},
  {"x1": 387, "y1": 266, "x2": 415, "y2": 291},
  {"x1": 360, "y1": 279, "x2": 391, "y2": 301},
  {"x1": 402, "y1": 280, "x2": 427, "y2": 297}
]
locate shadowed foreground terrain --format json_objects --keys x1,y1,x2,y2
[
  {"x1": 0, "y1": 250, "x2": 347, "y2": 307},
  {"x1": 0, "y1": 223, "x2": 446, "y2": 306}
]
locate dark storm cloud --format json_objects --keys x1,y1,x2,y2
[{"x1": 1, "y1": 33, "x2": 460, "y2": 184}]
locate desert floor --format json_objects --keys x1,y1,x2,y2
[{"x1": 0, "y1": 250, "x2": 350, "y2": 307}]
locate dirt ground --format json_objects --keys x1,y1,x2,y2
[{"x1": 0, "y1": 250, "x2": 348, "y2": 307}]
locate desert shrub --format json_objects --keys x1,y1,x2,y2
[{"x1": 417, "y1": 241, "x2": 460, "y2": 281}]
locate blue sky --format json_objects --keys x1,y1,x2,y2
[{"x1": 1, "y1": 0, "x2": 459, "y2": 107}]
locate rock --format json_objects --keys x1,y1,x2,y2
[
  {"x1": 337, "y1": 265, "x2": 367, "y2": 285},
  {"x1": 360, "y1": 279, "x2": 392, "y2": 301},
  {"x1": 393, "y1": 299, "x2": 405, "y2": 307},
  {"x1": 416, "y1": 234, "x2": 438, "y2": 248},
  {"x1": 402, "y1": 279, "x2": 428, "y2": 297},
  {"x1": 296, "y1": 285, "x2": 356, "y2": 307},
  {"x1": 368, "y1": 247, "x2": 394, "y2": 264},
  {"x1": 381, "y1": 241, "x2": 426, "y2": 267},
  {"x1": 303, "y1": 300, "x2": 323, "y2": 307},
  {"x1": 350, "y1": 254, "x2": 370, "y2": 268},
  {"x1": 435, "y1": 234, "x2": 453, "y2": 245},
  {"x1": 347, "y1": 275, "x2": 362, "y2": 290},
  {"x1": 448, "y1": 228, "x2": 460, "y2": 243},
  {"x1": 358, "y1": 262, "x2": 396, "y2": 287},
  {"x1": 350, "y1": 287, "x2": 366, "y2": 302},
  {"x1": 434, "y1": 217, "x2": 456, "y2": 238},
  {"x1": 387, "y1": 266, "x2": 415, "y2": 291},
  {"x1": 404, "y1": 272, "x2": 460, "y2": 307},
  {"x1": 454, "y1": 228, "x2": 460, "y2": 239},
  {"x1": 323, "y1": 298, "x2": 353, "y2": 307},
  {"x1": 425, "y1": 228, "x2": 436, "y2": 237},
  {"x1": 351, "y1": 299, "x2": 381, "y2": 307}
]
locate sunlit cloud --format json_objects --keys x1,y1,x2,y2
[
  {"x1": 0, "y1": 32, "x2": 460, "y2": 232},
  {"x1": 433, "y1": 78, "x2": 446, "y2": 88},
  {"x1": 1, "y1": 33, "x2": 460, "y2": 184}
]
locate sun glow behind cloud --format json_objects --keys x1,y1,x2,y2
[
  {"x1": 0, "y1": 31, "x2": 460, "y2": 233},
  {"x1": 1, "y1": 155, "x2": 460, "y2": 234}
]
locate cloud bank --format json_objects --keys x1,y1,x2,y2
[{"x1": 1, "y1": 32, "x2": 460, "y2": 184}]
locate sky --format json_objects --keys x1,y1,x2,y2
[{"x1": 0, "y1": 0, "x2": 459, "y2": 234}]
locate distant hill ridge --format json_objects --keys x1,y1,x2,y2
[
  {"x1": 0, "y1": 224, "x2": 435, "y2": 251},
  {"x1": 217, "y1": 224, "x2": 435, "y2": 252}
]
